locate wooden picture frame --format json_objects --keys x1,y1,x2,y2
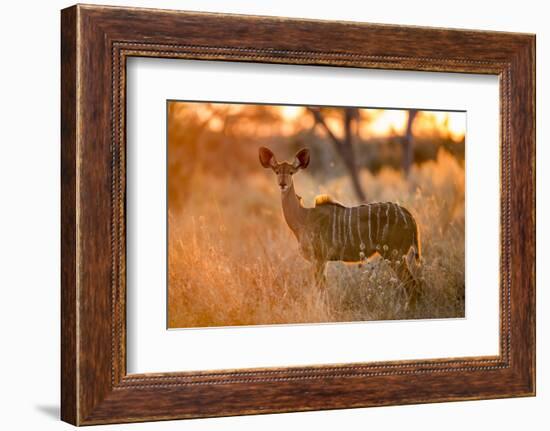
[{"x1": 61, "y1": 4, "x2": 535, "y2": 425}]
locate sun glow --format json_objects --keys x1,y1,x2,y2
[
  {"x1": 364, "y1": 110, "x2": 408, "y2": 136},
  {"x1": 362, "y1": 110, "x2": 465, "y2": 141},
  {"x1": 279, "y1": 106, "x2": 304, "y2": 121},
  {"x1": 420, "y1": 112, "x2": 466, "y2": 141}
]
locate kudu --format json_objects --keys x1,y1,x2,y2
[{"x1": 259, "y1": 146, "x2": 422, "y2": 308}]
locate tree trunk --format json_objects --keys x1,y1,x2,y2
[
  {"x1": 402, "y1": 109, "x2": 418, "y2": 176},
  {"x1": 309, "y1": 107, "x2": 366, "y2": 202}
]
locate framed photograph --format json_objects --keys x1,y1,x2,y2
[{"x1": 61, "y1": 4, "x2": 535, "y2": 425}]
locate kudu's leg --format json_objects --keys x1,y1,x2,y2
[
  {"x1": 392, "y1": 248, "x2": 421, "y2": 311},
  {"x1": 314, "y1": 260, "x2": 327, "y2": 289},
  {"x1": 402, "y1": 267, "x2": 420, "y2": 311}
]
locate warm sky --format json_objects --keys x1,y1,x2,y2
[
  {"x1": 278, "y1": 105, "x2": 465, "y2": 141},
  {"x1": 187, "y1": 102, "x2": 466, "y2": 142}
]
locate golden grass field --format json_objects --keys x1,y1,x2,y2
[{"x1": 168, "y1": 149, "x2": 465, "y2": 328}]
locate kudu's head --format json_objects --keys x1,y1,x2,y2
[{"x1": 259, "y1": 147, "x2": 310, "y2": 193}]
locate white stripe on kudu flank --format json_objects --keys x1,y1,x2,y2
[
  {"x1": 376, "y1": 205, "x2": 381, "y2": 241},
  {"x1": 337, "y1": 209, "x2": 343, "y2": 245},
  {"x1": 398, "y1": 204, "x2": 408, "y2": 226},
  {"x1": 381, "y1": 203, "x2": 390, "y2": 241},
  {"x1": 332, "y1": 206, "x2": 337, "y2": 244},
  {"x1": 341, "y1": 208, "x2": 347, "y2": 248},
  {"x1": 367, "y1": 205, "x2": 372, "y2": 248},
  {"x1": 356, "y1": 207, "x2": 364, "y2": 247},
  {"x1": 342, "y1": 208, "x2": 346, "y2": 246},
  {"x1": 348, "y1": 207, "x2": 354, "y2": 245},
  {"x1": 335, "y1": 208, "x2": 340, "y2": 245}
]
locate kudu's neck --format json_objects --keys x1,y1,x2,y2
[{"x1": 281, "y1": 181, "x2": 307, "y2": 236}]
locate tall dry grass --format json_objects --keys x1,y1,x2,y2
[{"x1": 168, "y1": 149, "x2": 465, "y2": 328}]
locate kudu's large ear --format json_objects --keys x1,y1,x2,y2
[
  {"x1": 293, "y1": 148, "x2": 310, "y2": 169},
  {"x1": 259, "y1": 147, "x2": 277, "y2": 169}
]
